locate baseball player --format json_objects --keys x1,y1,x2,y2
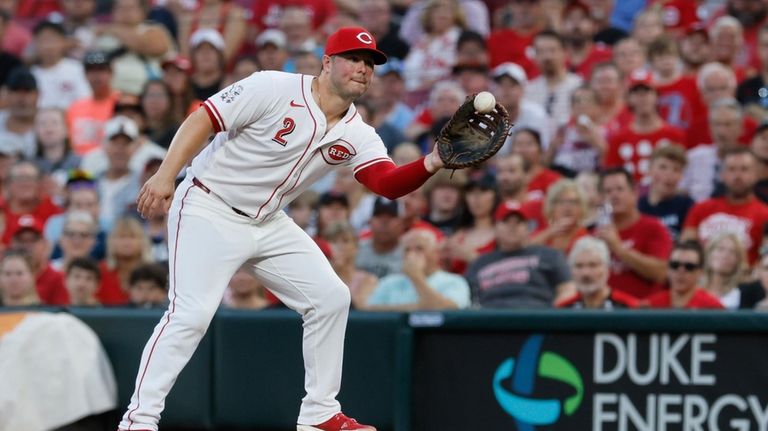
[{"x1": 118, "y1": 27, "x2": 446, "y2": 431}]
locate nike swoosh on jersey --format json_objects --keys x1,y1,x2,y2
[{"x1": 290, "y1": 100, "x2": 305, "y2": 108}]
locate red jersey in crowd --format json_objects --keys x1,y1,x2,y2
[
  {"x1": 37, "y1": 264, "x2": 69, "y2": 306},
  {"x1": 2, "y1": 197, "x2": 63, "y2": 245},
  {"x1": 683, "y1": 197, "x2": 768, "y2": 264},
  {"x1": 567, "y1": 43, "x2": 613, "y2": 80},
  {"x1": 649, "y1": 0, "x2": 699, "y2": 33},
  {"x1": 604, "y1": 124, "x2": 686, "y2": 186},
  {"x1": 655, "y1": 75, "x2": 705, "y2": 132},
  {"x1": 645, "y1": 288, "x2": 724, "y2": 309},
  {"x1": 526, "y1": 168, "x2": 562, "y2": 201},
  {"x1": 685, "y1": 108, "x2": 757, "y2": 149},
  {"x1": 97, "y1": 262, "x2": 130, "y2": 306},
  {"x1": 608, "y1": 215, "x2": 673, "y2": 299},
  {"x1": 487, "y1": 29, "x2": 539, "y2": 78},
  {"x1": 250, "y1": 0, "x2": 336, "y2": 30}
]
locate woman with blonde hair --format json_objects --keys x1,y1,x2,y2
[
  {"x1": 98, "y1": 216, "x2": 154, "y2": 305},
  {"x1": 402, "y1": 0, "x2": 466, "y2": 105},
  {"x1": 702, "y1": 232, "x2": 748, "y2": 309},
  {"x1": 530, "y1": 179, "x2": 589, "y2": 253},
  {"x1": 323, "y1": 221, "x2": 378, "y2": 309}
]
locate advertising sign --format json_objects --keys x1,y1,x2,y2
[{"x1": 412, "y1": 332, "x2": 768, "y2": 430}]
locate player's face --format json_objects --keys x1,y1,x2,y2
[
  {"x1": 571, "y1": 249, "x2": 608, "y2": 295},
  {"x1": 329, "y1": 52, "x2": 375, "y2": 99}
]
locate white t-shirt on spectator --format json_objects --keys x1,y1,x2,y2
[
  {"x1": 680, "y1": 144, "x2": 718, "y2": 202},
  {"x1": 0, "y1": 110, "x2": 36, "y2": 158},
  {"x1": 524, "y1": 73, "x2": 582, "y2": 130},
  {"x1": 32, "y1": 58, "x2": 92, "y2": 110}
]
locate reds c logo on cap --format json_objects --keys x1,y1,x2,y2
[{"x1": 356, "y1": 32, "x2": 373, "y2": 44}]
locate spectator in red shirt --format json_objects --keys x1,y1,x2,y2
[
  {"x1": 2, "y1": 160, "x2": 63, "y2": 244},
  {"x1": 647, "y1": 35, "x2": 705, "y2": 132},
  {"x1": 682, "y1": 147, "x2": 768, "y2": 264},
  {"x1": 9, "y1": 214, "x2": 68, "y2": 305},
  {"x1": 561, "y1": 1, "x2": 612, "y2": 80},
  {"x1": 487, "y1": 0, "x2": 546, "y2": 74},
  {"x1": 589, "y1": 61, "x2": 631, "y2": 135},
  {"x1": 680, "y1": 22, "x2": 711, "y2": 75},
  {"x1": 0, "y1": 249, "x2": 40, "y2": 307},
  {"x1": 511, "y1": 128, "x2": 561, "y2": 201},
  {"x1": 596, "y1": 168, "x2": 672, "y2": 299},
  {"x1": 688, "y1": 62, "x2": 757, "y2": 149},
  {"x1": 556, "y1": 236, "x2": 639, "y2": 309},
  {"x1": 645, "y1": 240, "x2": 724, "y2": 309},
  {"x1": 709, "y1": 16, "x2": 749, "y2": 81},
  {"x1": 98, "y1": 216, "x2": 154, "y2": 305},
  {"x1": 604, "y1": 71, "x2": 686, "y2": 187}
]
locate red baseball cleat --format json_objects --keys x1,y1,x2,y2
[{"x1": 297, "y1": 413, "x2": 377, "y2": 431}]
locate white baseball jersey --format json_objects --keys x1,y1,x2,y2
[{"x1": 194, "y1": 71, "x2": 390, "y2": 222}]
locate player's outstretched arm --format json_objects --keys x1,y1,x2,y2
[{"x1": 137, "y1": 108, "x2": 214, "y2": 218}]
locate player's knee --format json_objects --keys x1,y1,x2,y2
[
  {"x1": 176, "y1": 307, "x2": 214, "y2": 334},
  {"x1": 320, "y1": 282, "x2": 350, "y2": 315}
]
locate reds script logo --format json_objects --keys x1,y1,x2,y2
[
  {"x1": 321, "y1": 140, "x2": 357, "y2": 165},
  {"x1": 356, "y1": 32, "x2": 373, "y2": 44}
]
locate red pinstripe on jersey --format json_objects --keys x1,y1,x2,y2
[{"x1": 254, "y1": 75, "x2": 318, "y2": 219}]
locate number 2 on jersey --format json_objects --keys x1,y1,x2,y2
[{"x1": 272, "y1": 117, "x2": 296, "y2": 146}]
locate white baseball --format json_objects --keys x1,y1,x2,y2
[{"x1": 473, "y1": 91, "x2": 496, "y2": 113}]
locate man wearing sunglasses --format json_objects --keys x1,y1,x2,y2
[{"x1": 645, "y1": 240, "x2": 724, "y2": 309}]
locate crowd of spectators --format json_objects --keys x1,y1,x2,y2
[{"x1": 2, "y1": 0, "x2": 768, "y2": 312}]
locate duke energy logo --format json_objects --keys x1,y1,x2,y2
[{"x1": 493, "y1": 334, "x2": 584, "y2": 430}]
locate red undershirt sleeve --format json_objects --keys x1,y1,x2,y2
[{"x1": 354, "y1": 157, "x2": 435, "y2": 199}]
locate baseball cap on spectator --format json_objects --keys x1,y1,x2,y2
[
  {"x1": 318, "y1": 191, "x2": 349, "y2": 208},
  {"x1": 161, "y1": 55, "x2": 191, "y2": 73},
  {"x1": 5, "y1": 67, "x2": 37, "y2": 91},
  {"x1": 628, "y1": 69, "x2": 654, "y2": 91},
  {"x1": 104, "y1": 115, "x2": 140, "y2": 141},
  {"x1": 256, "y1": 29, "x2": 287, "y2": 49},
  {"x1": 372, "y1": 197, "x2": 400, "y2": 217},
  {"x1": 32, "y1": 19, "x2": 66, "y2": 36},
  {"x1": 562, "y1": 0, "x2": 590, "y2": 18},
  {"x1": 494, "y1": 201, "x2": 532, "y2": 222},
  {"x1": 324, "y1": 27, "x2": 388, "y2": 65},
  {"x1": 492, "y1": 62, "x2": 527, "y2": 85},
  {"x1": 190, "y1": 28, "x2": 225, "y2": 51},
  {"x1": 9, "y1": 214, "x2": 45, "y2": 238},
  {"x1": 686, "y1": 22, "x2": 709, "y2": 40},
  {"x1": 83, "y1": 50, "x2": 111, "y2": 69},
  {"x1": 375, "y1": 58, "x2": 404, "y2": 77}
]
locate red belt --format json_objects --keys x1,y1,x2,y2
[{"x1": 192, "y1": 177, "x2": 251, "y2": 218}]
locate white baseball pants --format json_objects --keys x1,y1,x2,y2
[{"x1": 119, "y1": 177, "x2": 350, "y2": 430}]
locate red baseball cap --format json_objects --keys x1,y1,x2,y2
[
  {"x1": 494, "y1": 201, "x2": 532, "y2": 222},
  {"x1": 9, "y1": 214, "x2": 45, "y2": 238},
  {"x1": 324, "y1": 27, "x2": 388, "y2": 65},
  {"x1": 627, "y1": 69, "x2": 654, "y2": 91}
]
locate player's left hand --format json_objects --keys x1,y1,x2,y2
[
  {"x1": 424, "y1": 144, "x2": 445, "y2": 173},
  {"x1": 137, "y1": 173, "x2": 175, "y2": 219}
]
